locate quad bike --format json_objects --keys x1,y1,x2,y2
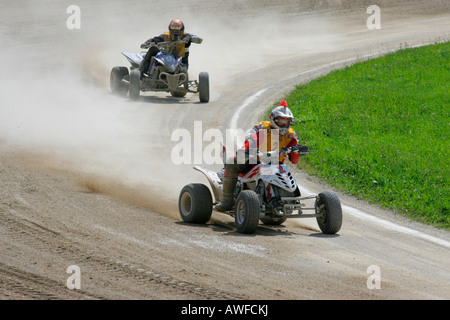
[
  {"x1": 178, "y1": 146, "x2": 343, "y2": 234},
  {"x1": 110, "y1": 39, "x2": 209, "y2": 102}
]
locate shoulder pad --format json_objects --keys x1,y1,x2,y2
[
  {"x1": 287, "y1": 127, "x2": 295, "y2": 136},
  {"x1": 260, "y1": 121, "x2": 272, "y2": 130}
]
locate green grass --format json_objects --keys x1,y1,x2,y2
[{"x1": 277, "y1": 42, "x2": 449, "y2": 229}]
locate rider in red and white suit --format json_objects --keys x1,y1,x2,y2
[{"x1": 215, "y1": 100, "x2": 309, "y2": 212}]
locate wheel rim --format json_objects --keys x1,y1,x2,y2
[
  {"x1": 180, "y1": 192, "x2": 192, "y2": 217},
  {"x1": 235, "y1": 199, "x2": 245, "y2": 225},
  {"x1": 316, "y1": 200, "x2": 327, "y2": 224}
]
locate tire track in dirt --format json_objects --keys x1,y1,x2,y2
[
  {"x1": 0, "y1": 263, "x2": 98, "y2": 300},
  {"x1": 0, "y1": 179, "x2": 243, "y2": 299},
  {"x1": 1, "y1": 0, "x2": 449, "y2": 300}
]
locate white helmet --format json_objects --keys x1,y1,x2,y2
[{"x1": 269, "y1": 100, "x2": 294, "y2": 135}]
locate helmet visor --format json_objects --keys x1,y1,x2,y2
[{"x1": 275, "y1": 117, "x2": 293, "y2": 128}]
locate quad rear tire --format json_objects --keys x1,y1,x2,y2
[
  {"x1": 235, "y1": 190, "x2": 260, "y2": 234},
  {"x1": 110, "y1": 66, "x2": 129, "y2": 96},
  {"x1": 179, "y1": 184, "x2": 213, "y2": 224},
  {"x1": 315, "y1": 191, "x2": 342, "y2": 234}
]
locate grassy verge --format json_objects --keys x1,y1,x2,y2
[{"x1": 279, "y1": 42, "x2": 449, "y2": 229}]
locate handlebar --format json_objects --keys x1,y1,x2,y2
[
  {"x1": 283, "y1": 145, "x2": 310, "y2": 155},
  {"x1": 145, "y1": 40, "x2": 185, "y2": 53},
  {"x1": 255, "y1": 145, "x2": 309, "y2": 161},
  {"x1": 141, "y1": 39, "x2": 189, "y2": 51}
]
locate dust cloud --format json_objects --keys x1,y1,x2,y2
[{"x1": 0, "y1": 0, "x2": 339, "y2": 215}]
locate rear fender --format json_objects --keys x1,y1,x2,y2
[
  {"x1": 122, "y1": 52, "x2": 143, "y2": 68},
  {"x1": 193, "y1": 166, "x2": 222, "y2": 203}
]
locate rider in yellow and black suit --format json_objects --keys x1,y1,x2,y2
[{"x1": 138, "y1": 19, "x2": 202, "y2": 76}]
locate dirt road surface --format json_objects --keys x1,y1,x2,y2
[{"x1": 0, "y1": 0, "x2": 449, "y2": 301}]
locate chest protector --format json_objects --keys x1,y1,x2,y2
[
  {"x1": 257, "y1": 121, "x2": 295, "y2": 162},
  {"x1": 162, "y1": 32, "x2": 186, "y2": 58}
]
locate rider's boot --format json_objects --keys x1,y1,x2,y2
[
  {"x1": 139, "y1": 52, "x2": 153, "y2": 79},
  {"x1": 139, "y1": 61, "x2": 149, "y2": 79},
  {"x1": 215, "y1": 176, "x2": 237, "y2": 212},
  {"x1": 139, "y1": 47, "x2": 158, "y2": 78}
]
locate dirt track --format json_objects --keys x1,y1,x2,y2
[{"x1": 1, "y1": 1, "x2": 449, "y2": 300}]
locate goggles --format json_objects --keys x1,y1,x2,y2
[{"x1": 275, "y1": 117, "x2": 293, "y2": 128}]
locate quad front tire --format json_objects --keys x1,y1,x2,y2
[
  {"x1": 129, "y1": 69, "x2": 141, "y2": 101},
  {"x1": 315, "y1": 191, "x2": 342, "y2": 234},
  {"x1": 198, "y1": 72, "x2": 209, "y2": 103},
  {"x1": 234, "y1": 190, "x2": 260, "y2": 234}
]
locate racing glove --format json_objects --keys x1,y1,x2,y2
[
  {"x1": 289, "y1": 144, "x2": 309, "y2": 160},
  {"x1": 290, "y1": 144, "x2": 309, "y2": 155},
  {"x1": 296, "y1": 145, "x2": 310, "y2": 155},
  {"x1": 182, "y1": 34, "x2": 192, "y2": 44},
  {"x1": 287, "y1": 145, "x2": 306, "y2": 164}
]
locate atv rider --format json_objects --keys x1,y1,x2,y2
[
  {"x1": 138, "y1": 19, "x2": 202, "y2": 76},
  {"x1": 215, "y1": 100, "x2": 310, "y2": 212}
]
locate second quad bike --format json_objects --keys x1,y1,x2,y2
[
  {"x1": 178, "y1": 146, "x2": 343, "y2": 234},
  {"x1": 110, "y1": 39, "x2": 209, "y2": 102}
]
